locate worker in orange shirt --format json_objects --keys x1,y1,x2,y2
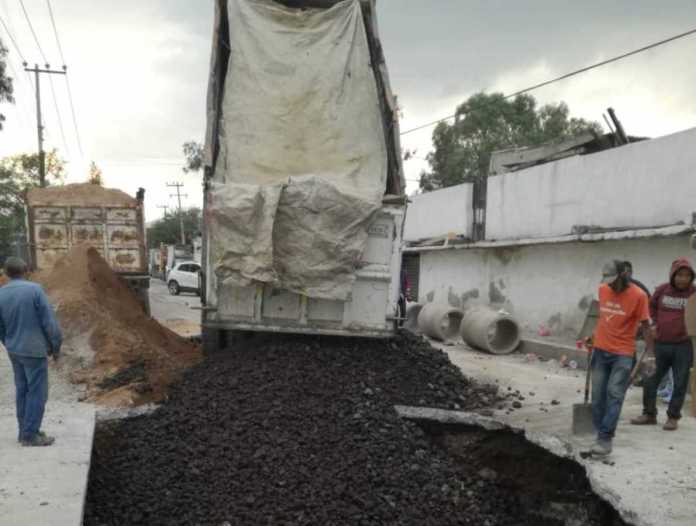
[{"x1": 590, "y1": 260, "x2": 654, "y2": 456}]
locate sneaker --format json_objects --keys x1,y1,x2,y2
[
  {"x1": 591, "y1": 439, "x2": 612, "y2": 457},
  {"x1": 663, "y1": 418, "x2": 679, "y2": 431},
  {"x1": 21, "y1": 433, "x2": 55, "y2": 447},
  {"x1": 630, "y1": 414, "x2": 657, "y2": 425}
]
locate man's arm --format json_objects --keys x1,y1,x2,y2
[
  {"x1": 649, "y1": 287, "x2": 660, "y2": 323},
  {"x1": 641, "y1": 320, "x2": 654, "y2": 351},
  {"x1": 639, "y1": 291, "x2": 654, "y2": 351},
  {"x1": 35, "y1": 288, "x2": 63, "y2": 356},
  {"x1": 0, "y1": 312, "x2": 5, "y2": 345}
]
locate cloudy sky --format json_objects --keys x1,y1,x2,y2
[{"x1": 1, "y1": 0, "x2": 696, "y2": 221}]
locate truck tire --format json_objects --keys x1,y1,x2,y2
[
  {"x1": 202, "y1": 327, "x2": 227, "y2": 355},
  {"x1": 168, "y1": 280, "x2": 180, "y2": 296}
]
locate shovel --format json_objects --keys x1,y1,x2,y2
[
  {"x1": 572, "y1": 346, "x2": 648, "y2": 435},
  {"x1": 572, "y1": 348, "x2": 594, "y2": 435}
]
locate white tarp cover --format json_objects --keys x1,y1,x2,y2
[{"x1": 208, "y1": 0, "x2": 388, "y2": 300}]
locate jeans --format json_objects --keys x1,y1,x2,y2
[
  {"x1": 643, "y1": 340, "x2": 694, "y2": 420},
  {"x1": 8, "y1": 353, "x2": 49, "y2": 441},
  {"x1": 591, "y1": 349, "x2": 634, "y2": 441}
]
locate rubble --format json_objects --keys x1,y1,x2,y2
[
  {"x1": 84, "y1": 332, "x2": 624, "y2": 525},
  {"x1": 38, "y1": 245, "x2": 201, "y2": 406},
  {"x1": 84, "y1": 332, "x2": 520, "y2": 525}
]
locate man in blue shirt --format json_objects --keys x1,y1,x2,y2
[{"x1": 0, "y1": 257, "x2": 63, "y2": 446}]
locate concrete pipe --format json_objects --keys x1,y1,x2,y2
[
  {"x1": 417, "y1": 303, "x2": 464, "y2": 342},
  {"x1": 460, "y1": 306, "x2": 520, "y2": 355},
  {"x1": 404, "y1": 302, "x2": 423, "y2": 333}
]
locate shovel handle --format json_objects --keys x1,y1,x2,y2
[
  {"x1": 628, "y1": 345, "x2": 649, "y2": 384},
  {"x1": 584, "y1": 348, "x2": 593, "y2": 404}
]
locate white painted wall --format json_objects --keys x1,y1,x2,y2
[
  {"x1": 404, "y1": 184, "x2": 473, "y2": 242},
  {"x1": 486, "y1": 127, "x2": 696, "y2": 241},
  {"x1": 418, "y1": 235, "x2": 693, "y2": 339}
]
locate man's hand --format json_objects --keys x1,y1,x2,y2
[{"x1": 641, "y1": 321, "x2": 655, "y2": 352}]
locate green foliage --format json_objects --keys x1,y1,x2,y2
[
  {"x1": 88, "y1": 161, "x2": 104, "y2": 185},
  {"x1": 0, "y1": 39, "x2": 15, "y2": 130},
  {"x1": 147, "y1": 207, "x2": 202, "y2": 249},
  {"x1": 0, "y1": 151, "x2": 65, "y2": 256},
  {"x1": 419, "y1": 92, "x2": 602, "y2": 191},
  {"x1": 182, "y1": 141, "x2": 203, "y2": 173}
]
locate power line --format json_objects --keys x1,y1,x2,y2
[
  {"x1": 47, "y1": 74, "x2": 69, "y2": 154},
  {"x1": 401, "y1": 26, "x2": 696, "y2": 136},
  {"x1": 64, "y1": 73, "x2": 82, "y2": 155},
  {"x1": 167, "y1": 182, "x2": 188, "y2": 245},
  {"x1": 16, "y1": 0, "x2": 70, "y2": 156},
  {"x1": 43, "y1": 0, "x2": 83, "y2": 156},
  {"x1": 45, "y1": 0, "x2": 64, "y2": 63},
  {"x1": 0, "y1": 13, "x2": 25, "y2": 63},
  {"x1": 18, "y1": 0, "x2": 47, "y2": 64},
  {"x1": 24, "y1": 63, "x2": 67, "y2": 187}
]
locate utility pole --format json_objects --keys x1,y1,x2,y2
[
  {"x1": 24, "y1": 63, "x2": 67, "y2": 187},
  {"x1": 167, "y1": 182, "x2": 188, "y2": 245},
  {"x1": 157, "y1": 205, "x2": 170, "y2": 217}
]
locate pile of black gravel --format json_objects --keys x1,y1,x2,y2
[{"x1": 83, "y1": 332, "x2": 524, "y2": 525}]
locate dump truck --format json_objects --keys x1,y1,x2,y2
[
  {"x1": 200, "y1": 0, "x2": 406, "y2": 350},
  {"x1": 25, "y1": 183, "x2": 151, "y2": 314}
]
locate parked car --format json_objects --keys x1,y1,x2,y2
[{"x1": 167, "y1": 261, "x2": 201, "y2": 296}]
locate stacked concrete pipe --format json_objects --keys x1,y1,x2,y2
[
  {"x1": 404, "y1": 302, "x2": 423, "y2": 333},
  {"x1": 460, "y1": 306, "x2": 520, "y2": 355},
  {"x1": 417, "y1": 303, "x2": 464, "y2": 342}
]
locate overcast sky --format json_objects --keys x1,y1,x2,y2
[{"x1": 1, "y1": 0, "x2": 696, "y2": 221}]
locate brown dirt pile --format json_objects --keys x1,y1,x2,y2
[
  {"x1": 39, "y1": 244, "x2": 201, "y2": 406},
  {"x1": 26, "y1": 183, "x2": 137, "y2": 207}
]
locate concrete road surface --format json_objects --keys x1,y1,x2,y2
[
  {"x1": 149, "y1": 278, "x2": 201, "y2": 337},
  {"x1": 437, "y1": 340, "x2": 696, "y2": 526}
]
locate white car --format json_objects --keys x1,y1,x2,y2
[{"x1": 167, "y1": 261, "x2": 201, "y2": 296}]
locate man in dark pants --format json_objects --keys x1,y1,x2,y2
[
  {"x1": 631, "y1": 258, "x2": 695, "y2": 431},
  {"x1": 0, "y1": 257, "x2": 63, "y2": 446},
  {"x1": 591, "y1": 260, "x2": 653, "y2": 456}
]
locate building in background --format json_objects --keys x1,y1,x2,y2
[{"x1": 404, "y1": 126, "x2": 696, "y2": 339}]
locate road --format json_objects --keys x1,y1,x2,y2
[{"x1": 149, "y1": 278, "x2": 201, "y2": 338}]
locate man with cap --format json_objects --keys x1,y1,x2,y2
[
  {"x1": 589, "y1": 260, "x2": 653, "y2": 456},
  {"x1": 0, "y1": 257, "x2": 63, "y2": 446}
]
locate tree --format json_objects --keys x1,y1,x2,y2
[
  {"x1": 0, "y1": 39, "x2": 15, "y2": 130},
  {"x1": 147, "y1": 207, "x2": 202, "y2": 249},
  {"x1": 419, "y1": 92, "x2": 602, "y2": 191},
  {"x1": 88, "y1": 162, "x2": 104, "y2": 186},
  {"x1": 0, "y1": 150, "x2": 65, "y2": 257},
  {"x1": 182, "y1": 141, "x2": 203, "y2": 173}
]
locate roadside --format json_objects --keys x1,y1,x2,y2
[
  {"x1": 437, "y1": 340, "x2": 696, "y2": 526},
  {"x1": 0, "y1": 347, "x2": 94, "y2": 526},
  {"x1": 148, "y1": 278, "x2": 201, "y2": 338}
]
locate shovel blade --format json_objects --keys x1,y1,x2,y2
[{"x1": 572, "y1": 403, "x2": 595, "y2": 435}]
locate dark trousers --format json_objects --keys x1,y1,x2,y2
[
  {"x1": 8, "y1": 354, "x2": 49, "y2": 441},
  {"x1": 591, "y1": 349, "x2": 634, "y2": 440},
  {"x1": 643, "y1": 340, "x2": 694, "y2": 420}
]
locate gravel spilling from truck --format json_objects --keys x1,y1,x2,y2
[
  {"x1": 84, "y1": 332, "x2": 622, "y2": 526},
  {"x1": 39, "y1": 245, "x2": 201, "y2": 406}
]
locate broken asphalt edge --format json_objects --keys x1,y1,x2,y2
[{"x1": 394, "y1": 405, "x2": 645, "y2": 526}]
